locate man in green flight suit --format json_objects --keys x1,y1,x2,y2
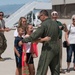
[{"x1": 19, "y1": 10, "x2": 60, "y2": 75}]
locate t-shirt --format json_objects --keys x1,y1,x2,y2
[
  {"x1": 24, "y1": 34, "x2": 31, "y2": 53},
  {"x1": 14, "y1": 29, "x2": 18, "y2": 37},
  {"x1": 0, "y1": 19, "x2": 5, "y2": 34},
  {"x1": 67, "y1": 24, "x2": 75, "y2": 44},
  {"x1": 14, "y1": 36, "x2": 23, "y2": 55},
  {"x1": 56, "y1": 21, "x2": 64, "y2": 39}
]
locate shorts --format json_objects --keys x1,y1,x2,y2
[
  {"x1": 15, "y1": 54, "x2": 22, "y2": 68},
  {"x1": 26, "y1": 53, "x2": 34, "y2": 64}
]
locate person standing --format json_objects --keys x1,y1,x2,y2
[
  {"x1": 65, "y1": 15, "x2": 75, "y2": 72},
  {"x1": 51, "y1": 11, "x2": 67, "y2": 73},
  {"x1": 14, "y1": 26, "x2": 24, "y2": 75},
  {"x1": 23, "y1": 24, "x2": 35, "y2": 75},
  {"x1": 0, "y1": 11, "x2": 10, "y2": 61},
  {"x1": 19, "y1": 10, "x2": 60, "y2": 75},
  {"x1": 14, "y1": 17, "x2": 27, "y2": 75}
]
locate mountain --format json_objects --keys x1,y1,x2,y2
[{"x1": 0, "y1": 4, "x2": 24, "y2": 15}]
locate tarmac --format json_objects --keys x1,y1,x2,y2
[{"x1": 0, "y1": 19, "x2": 75, "y2": 75}]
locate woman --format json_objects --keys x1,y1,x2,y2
[{"x1": 65, "y1": 15, "x2": 75, "y2": 72}]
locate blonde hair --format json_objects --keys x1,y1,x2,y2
[
  {"x1": 71, "y1": 15, "x2": 75, "y2": 19},
  {"x1": 18, "y1": 17, "x2": 27, "y2": 27}
]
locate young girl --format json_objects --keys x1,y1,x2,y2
[
  {"x1": 22, "y1": 24, "x2": 50, "y2": 75},
  {"x1": 24, "y1": 24, "x2": 35, "y2": 75}
]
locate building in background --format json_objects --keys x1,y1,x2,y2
[{"x1": 52, "y1": 0, "x2": 75, "y2": 18}]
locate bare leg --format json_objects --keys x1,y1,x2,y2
[
  {"x1": 74, "y1": 63, "x2": 75, "y2": 70},
  {"x1": 45, "y1": 68, "x2": 48, "y2": 75},
  {"x1": 67, "y1": 62, "x2": 70, "y2": 72},
  {"x1": 15, "y1": 68, "x2": 19, "y2": 75},
  {"x1": 28, "y1": 64, "x2": 35, "y2": 75},
  {"x1": 16, "y1": 68, "x2": 22, "y2": 75},
  {"x1": 19, "y1": 68, "x2": 22, "y2": 75},
  {"x1": 67, "y1": 62, "x2": 70, "y2": 69}
]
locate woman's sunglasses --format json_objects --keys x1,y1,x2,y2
[{"x1": 72, "y1": 18, "x2": 75, "y2": 21}]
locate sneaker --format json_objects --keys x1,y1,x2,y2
[
  {"x1": 60, "y1": 69, "x2": 65, "y2": 74},
  {"x1": 66, "y1": 68, "x2": 70, "y2": 73},
  {"x1": 73, "y1": 68, "x2": 75, "y2": 71},
  {"x1": 0, "y1": 57, "x2": 5, "y2": 61}
]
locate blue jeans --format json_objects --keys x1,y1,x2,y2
[{"x1": 66, "y1": 44, "x2": 75, "y2": 63}]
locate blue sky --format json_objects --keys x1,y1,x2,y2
[
  {"x1": 0, "y1": 0, "x2": 33, "y2": 6},
  {"x1": 0, "y1": 0, "x2": 50, "y2": 6}
]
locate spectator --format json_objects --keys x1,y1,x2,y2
[
  {"x1": 65, "y1": 15, "x2": 75, "y2": 72},
  {"x1": 0, "y1": 11, "x2": 10, "y2": 61},
  {"x1": 14, "y1": 17, "x2": 27, "y2": 37},
  {"x1": 51, "y1": 11, "x2": 67, "y2": 73}
]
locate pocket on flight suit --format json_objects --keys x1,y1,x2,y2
[{"x1": 50, "y1": 43, "x2": 60, "y2": 54}]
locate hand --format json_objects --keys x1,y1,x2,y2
[
  {"x1": 59, "y1": 26, "x2": 63, "y2": 29},
  {"x1": 1, "y1": 28, "x2": 5, "y2": 32},
  {"x1": 5, "y1": 28, "x2": 11, "y2": 32},
  {"x1": 63, "y1": 23, "x2": 68, "y2": 32},
  {"x1": 25, "y1": 35, "x2": 30, "y2": 38},
  {"x1": 31, "y1": 53, "x2": 37, "y2": 58},
  {"x1": 17, "y1": 53, "x2": 20, "y2": 57},
  {"x1": 63, "y1": 23, "x2": 67, "y2": 28},
  {"x1": 43, "y1": 36, "x2": 51, "y2": 42},
  {"x1": 63, "y1": 23, "x2": 66, "y2": 27},
  {"x1": 67, "y1": 41, "x2": 70, "y2": 46},
  {"x1": 19, "y1": 41, "x2": 23, "y2": 46}
]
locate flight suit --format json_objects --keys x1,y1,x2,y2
[{"x1": 22, "y1": 18, "x2": 60, "y2": 75}]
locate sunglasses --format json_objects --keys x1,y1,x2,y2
[
  {"x1": 72, "y1": 18, "x2": 75, "y2": 21},
  {"x1": 52, "y1": 13, "x2": 58, "y2": 16},
  {"x1": 0, "y1": 14, "x2": 3, "y2": 16}
]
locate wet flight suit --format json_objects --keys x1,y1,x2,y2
[{"x1": 22, "y1": 18, "x2": 60, "y2": 75}]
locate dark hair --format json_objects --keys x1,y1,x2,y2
[
  {"x1": 40, "y1": 10, "x2": 49, "y2": 16},
  {"x1": 0, "y1": 11, "x2": 4, "y2": 16}
]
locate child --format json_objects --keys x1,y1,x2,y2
[
  {"x1": 22, "y1": 24, "x2": 50, "y2": 75},
  {"x1": 14, "y1": 26, "x2": 24, "y2": 75},
  {"x1": 24, "y1": 24, "x2": 35, "y2": 75}
]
